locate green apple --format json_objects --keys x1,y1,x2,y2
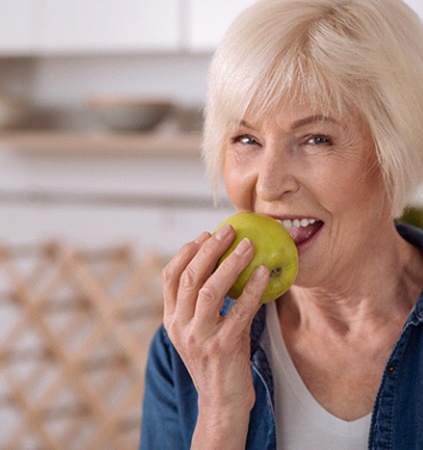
[{"x1": 215, "y1": 212, "x2": 298, "y2": 303}]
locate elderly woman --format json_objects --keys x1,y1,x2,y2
[{"x1": 140, "y1": 0, "x2": 423, "y2": 448}]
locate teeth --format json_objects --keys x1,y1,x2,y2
[{"x1": 279, "y1": 218, "x2": 316, "y2": 229}]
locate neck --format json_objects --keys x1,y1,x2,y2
[{"x1": 279, "y1": 225, "x2": 423, "y2": 336}]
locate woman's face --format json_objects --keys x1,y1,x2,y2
[{"x1": 223, "y1": 104, "x2": 393, "y2": 289}]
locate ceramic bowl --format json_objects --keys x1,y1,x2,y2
[{"x1": 87, "y1": 96, "x2": 174, "y2": 132}]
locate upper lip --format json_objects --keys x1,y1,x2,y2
[{"x1": 264, "y1": 213, "x2": 322, "y2": 222}]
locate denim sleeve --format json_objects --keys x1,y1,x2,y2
[{"x1": 139, "y1": 325, "x2": 197, "y2": 450}]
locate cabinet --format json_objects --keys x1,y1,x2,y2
[
  {"x1": 0, "y1": 1, "x2": 421, "y2": 56},
  {"x1": 0, "y1": 0, "x2": 34, "y2": 54},
  {"x1": 0, "y1": 0, "x2": 180, "y2": 55},
  {"x1": 187, "y1": 0, "x2": 256, "y2": 51},
  {"x1": 37, "y1": 0, "x2": 180, "y2": 53},
  {"x1": 188, "y1": 0, "x2": 423, "y2": 52},
  {"x1": 0, "y1": 148, "x2": 232, "y2": 252}
]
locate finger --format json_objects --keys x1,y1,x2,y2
[
  {"x1": 223, "y1": 265, "x2": 269, "y2": 336},
  {"x1": 162, "y1": 231, "x2": 210, "y2": 319},
  {"x1": 175, "y1": 224, "x2": 235, "y2": 318},
  {"x1": 194, "y1": 237, "x2": 254, "y2": 321}
]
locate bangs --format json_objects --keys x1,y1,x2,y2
[
  {"x1": 208, "y1": 15, "x2": 364, "y2": 133},
  {"x1": 218, "y1": 56, "x2": 353, "y2": 131}
]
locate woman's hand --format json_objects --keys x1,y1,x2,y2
[{"x1": 162, "y1": 224, "x2": 269, "y2": 449}]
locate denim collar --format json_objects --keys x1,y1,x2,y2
[{"x1": 396, "y1": 223, "x2": 423, "y2": 323}]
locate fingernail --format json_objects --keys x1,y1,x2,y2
[
  {"x1": 235, "y1": 237, "x2": 252, "y2": 255},
  {"x1": 250, "y1": 265, "x2": 268, "y2": 281},
  {"x1": 195, "y1": 231, "x2": 209, "y2": 244},
  {"x1": 215, "y1": 224, "x2": 232, "y2": 241}
]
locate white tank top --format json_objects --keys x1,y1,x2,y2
[{"x1": 262, "y1": 301, "x2": 371, "y2": 450}]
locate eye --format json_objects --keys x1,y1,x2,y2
[
  {"x1": 231, "y1": 134, "x2": 261, "y2": 146},
  {"x1": 304, "y1": 134, "x2": 332, "y2": 146}
]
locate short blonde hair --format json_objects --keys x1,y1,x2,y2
[{"x1": 202, "y1": 0, "x2": 423, "y2": 217}]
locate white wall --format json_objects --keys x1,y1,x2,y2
[{"x1": 31, "y1": 54, "x2": 211, "y2": 107}]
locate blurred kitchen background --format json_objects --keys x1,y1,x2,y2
[{"x1": 0, "y1": 1, "x2": 421, "y2": 449}]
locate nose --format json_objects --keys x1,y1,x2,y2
[{"x1": 255, "y1": 145, "x2": 300, "y2": 202}]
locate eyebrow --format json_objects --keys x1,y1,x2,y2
[
  {"x1": 291, "y1": 115, "x2": 339, "y2": 129},
  {"x1": 240, "y1": 114, "x2": 339, "y2": 131}
]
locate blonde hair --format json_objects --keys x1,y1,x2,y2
[{"x1": 202, "y1": 0, "x2": 423, "y2": 217}]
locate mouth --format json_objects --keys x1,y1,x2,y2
[{"x1": 276, "y1": 218, "x2": 324, "y2": 246}]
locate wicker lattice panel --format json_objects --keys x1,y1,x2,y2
[{"x1": 0, "y1": 241, "x2": 164, "y2": 450}]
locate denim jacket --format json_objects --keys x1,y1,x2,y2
[{"x1": 140, "y1": 224, "x2": 423, "y2": 449}]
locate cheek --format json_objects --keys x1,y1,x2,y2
[
  {"x1": 223, "y1": 153, "x2": 256, "y2": 210},
  {"x1": 325, "y1": 163, "x2": 386, "y2": 219}
]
